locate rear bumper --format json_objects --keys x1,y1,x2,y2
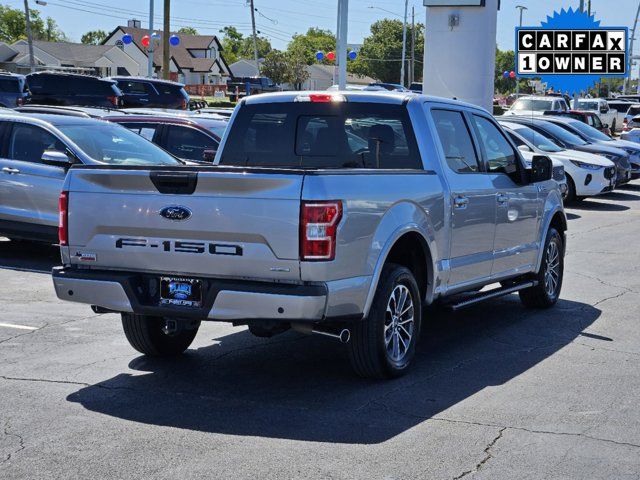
[{"x1": 52, "y1": 267, "x2": 333, "y2": 322}]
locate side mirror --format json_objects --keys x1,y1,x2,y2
[
  {"x1": 41, "y1": 150, "x2": 72, "y2": 168},
  {"x1": 202, "y1": 149, "x2": 217, "y2": 162},
  {"x1": 529, "y1": 155, "x2": 553, "y2": 183},
  {"x1": 518, "y1": 144, "x2": 533, "y2": 153},
  {"x1": 603, "y1": 123, "x2": 609, "y2": 128}
]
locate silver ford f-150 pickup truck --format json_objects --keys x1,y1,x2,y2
[{"x1": 52, "y1": 91, "x2": 567, "y2": 379}]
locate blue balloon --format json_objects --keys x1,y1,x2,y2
[
  {"x1": 169, "y1": 34, "x2": 180, "y2": 46},
  {"x1": 348, "y1": 50, "x2": 357, "y2": 61},
  {"x1": 503, "y1": 70, "x2": 510, "y2": 78},
  {"x1": 122, "y1": 33, "x2": 133, "y2": 45},
  {"x1": 315, "y1": 51, "x2": 324, "y2": 61}
]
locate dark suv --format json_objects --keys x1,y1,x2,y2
[
  {"x1": 26, "y1": 72, "x2": 122, "y2": 108},
  {"x1": 0, "y1": 73, "x2": 29, "y2": 107},
  {"x1": 111, "y1": 77, "x2": 190, "y2": 110}
]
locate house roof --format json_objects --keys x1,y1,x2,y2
[
  {"x1": 108, "y1": 26, "x2": 230, "y2": 75},
  {"x1": 12, "y1": 40, "x2": 113, "y2": 66}
]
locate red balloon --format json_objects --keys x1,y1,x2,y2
[
  {"x1": 141, "y1": 35, "x2": 150, "y2": 48},
  {"x1": 326, "y1": 51, "x2": 336, "y2": 61},
  {"x1": 509, "y1": 71, "x2": 516, "y2": 78}
]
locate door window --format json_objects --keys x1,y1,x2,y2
[
  {"x1": 119, "y1": 81, "x2": 150, "y2": 94},
  {"x1": 431, "y1": 109, "x2": 480, "y2": 173},
  {"x1": 471, "y1": 115, "x2": 518, "y2": 175},
  {"x1": 119, "y1": 123, "x2": 160, "y2": 142},
  {"x1": 8, "y1": 123, "x2": 65, "y2": 163},
  {"x1": 165, "y1": 125, "x2": 218, "y2": 161}
]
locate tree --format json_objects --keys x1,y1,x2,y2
[
  {"x1": 261, "y1": 50, "x2": 289, "y2": 85},
  {"x1": 178, "y1": 26, "x2": 198, "y2": 36},
  {"x1": 219, "y1": 26, "x2": 271, "y2": 65},
  {"x1": 494, "y1": 48, "x2": 529, "y2": 94},
  {"x1": 81, "y1": 30, "x2": 107, "y2": 45},
  {"x1": 287, "y1": 27, "x2": 335, "y2": 65},
  {"x1": 0, "y1": 5, "x2": 66, "y2": 43},
  {"x1": 349, "y1": 19, "x2": 424, "y2": 84},
  {"x1": 261, "y1": 50, "x2": 309, "y2": 89}
]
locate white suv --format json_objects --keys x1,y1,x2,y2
[{"x1": 504, "y1": 95, "x2": 568, "y2": 117}]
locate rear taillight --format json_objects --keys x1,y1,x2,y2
[
  {"x1": 300, "y1": 201, "x2": 342, "y2": 261},
  {"x1": 181, "y1": 98, "x2": 188, "y2": 110},
  {"x1": 58, "y1": 191, "x2": 68, "y2": 246},
  {"x1": 107, "y1": 95, "x2": 118, "y2": 107}
]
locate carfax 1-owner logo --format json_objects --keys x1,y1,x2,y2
[{"x1": 515, "y1": 7, "x2": 629, "y2": 94}]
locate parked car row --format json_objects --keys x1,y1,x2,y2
[{"x1": 0, "y1": 71, "x2": 190, "y2": 110}]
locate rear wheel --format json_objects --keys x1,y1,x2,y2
[
  {"x1": 519, "y1": 228, "x2": 564, "y2": 308},
  {"x1": 348, "y1": 264, "x2": 422, "y2": 379},
  {"x1": 121, "y1": 313, "x2": 199, "y2": 356}
]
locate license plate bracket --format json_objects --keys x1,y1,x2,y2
[{"x1": 159, "y1": 277, "x2": 203, "y2": 308}]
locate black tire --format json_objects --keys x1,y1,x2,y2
[
  {"x1": 121, "y1": 313, "x2": 199, "y2": 356},
  {"x1": 348, "y1": 264, "x2": 422, "y2": 379},
  {"x1": 519, "y1": 228, "x2": 564, "y2": 308},
  {"x1": 564, "y1": 175, "x2": 577, "y2": 204}
]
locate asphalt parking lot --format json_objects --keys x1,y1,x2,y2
[{"x1": 1, "y1": 183, "x2": 639, "y2": 480}]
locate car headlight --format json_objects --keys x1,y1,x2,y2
[
  {"x1": 625, "y1": 148, "x2": 640, "y2": 156},
  {"x1": 570, "y1": 160, "x2": 603, "y2": 170},
  {"x1": 602, "y1": 153, "x2": 619, "y2": 162}
]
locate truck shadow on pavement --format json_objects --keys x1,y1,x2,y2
[
  {"x1": 67, "y1": 297, "x2": 600, "y2": 444},
  {"x1": 0, "y1": 239, "x2": 59, "y2": 273}
]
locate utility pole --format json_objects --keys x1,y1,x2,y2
[
  {"x1": 587, "y1": 0, "x2": 592, "y2": 15},
  {"x1": 515, "y1": 5, "x2": 527, "y2": 97},
  {"x1": 147, "y1": 0, "x2": 154, "y2": 78},
  {"x1": 337, "y1": 0, "x2": 348, "y2": 89},
  {"x1": 23, "y1": 0, "x2": 36, "y2": 73},
  {"x1": 410, "y1": 6, "x2": 415, "y2": 86},
  {"x1": 579, "y1": 0, "x2": 584, "y2": 11},
  {"x1": 400, "y1": 0, "x2": 408, "y2": 87},
  {"x1": 162, "y1": 0, "x2": 170, "y2": 80},
  {"x1": 249, "y1": 0, "x2": 260, "y2": 75},
  {"x1": 626, "y1": 1, "x2": 640, "y2": 94}
]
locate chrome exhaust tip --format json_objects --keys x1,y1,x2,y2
[{"x1": 291, "y1": 323, "x2": 351, "y2": 343}]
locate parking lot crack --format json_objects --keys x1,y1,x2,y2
[
  {"x1": 1, "y1": 420, "x2": 25, "y2": 466},
  {"x1": 452, "y1": 427, "x2": 506, "y2": 479}
]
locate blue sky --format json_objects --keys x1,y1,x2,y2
[{"x1": 4, "y1": 0, "x2": 639, "y2": 51}]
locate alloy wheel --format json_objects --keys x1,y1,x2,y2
[{"x1": 384, "y1": 284, "x2": 415, "y2": 362}]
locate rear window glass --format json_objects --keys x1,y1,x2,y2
[
  {"x1": 220, "y1": 102, "x2": 422, "y2": 169},
  {"x1": 0, "y1": 78, "x2": 20, "y2": 93}
]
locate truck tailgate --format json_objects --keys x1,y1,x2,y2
[{"x1": 65, "y1": 168, "x2": 303, "y2": 281}]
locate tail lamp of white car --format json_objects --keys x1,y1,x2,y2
[{"x1": 300, "y1": 201, "x2": 343, "y2": 261}]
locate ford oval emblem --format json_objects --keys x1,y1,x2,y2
[{"x1": 159, "y1": 206, "x2": 192, "y2": 221}]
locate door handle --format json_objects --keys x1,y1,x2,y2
[
  {"x1": 497, "y1": 193, "x2": 509, "y2": 205},
  {"x1": 2, "y1": 167, "x2": 20, "y2": 174},
  {"x1": 453, "y1": 196, "x2": 469, "y2": 209}
]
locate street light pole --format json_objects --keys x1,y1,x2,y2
[
  {"x1": 400, "y1": 0, "x2": 408, "y2": 87},
  {"x1": 23, "y1": 0, "x2": 36, "y2": 73},
  {"x1": 337, "y1": 0, "x2": 349, "y2": 90},
  {"x1": 147, "y1": 0, "x2": 154, "y2": 78},
  {"x1": 626, "y1": 1, "x2": 640, "y2": 94},
  {"x1": 410, "y1": 6, "x2": 415, "y2": 87},
  {"x1": 162, "y1": 0, "x2": 170, "y2": 80},
  {"x1": 515, "y1": 5, "x2": 527, "y2": 97}
]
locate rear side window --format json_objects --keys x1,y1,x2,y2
[
  {"x1": 156, "y1": 83, "x2": 182, "y2": 96},
  {"x1": 431, "y1": 109, "x2": 480, "y2": 173},
  {"x1": 119, "y1": 122, "x2": 160, "y2": 142},
  {"x1": 119, "y1": 81, "x2": 153, "y2": 95},
  {"x1": 27, "y1": 75, "x2": 115, "y2": 95},
  {"x1": 220, "y1": 102, "x2": 422, "y2": 169},
  {"x1": 164, "y1": 125, "x2": 218, "y2": 161}
]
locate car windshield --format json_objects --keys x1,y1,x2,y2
[
  {"x1": 511, "y1": 125, "x2": 563, "y2": 152},
  {"x1": 535, "y1": 121, "x2": 589, "y2": 146},
  {"x1": 577, "y1": 100, "x2": 599, "y2": 110},
  {"x1": 57, "y1": 123, "x2": 181, "y2": 165},
  {"x1": 512, "y1": 99, "x2": 553, "y2": 111},
  {"x1": 566, "y1": 120, "x2": 612, "y2": 141}
]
